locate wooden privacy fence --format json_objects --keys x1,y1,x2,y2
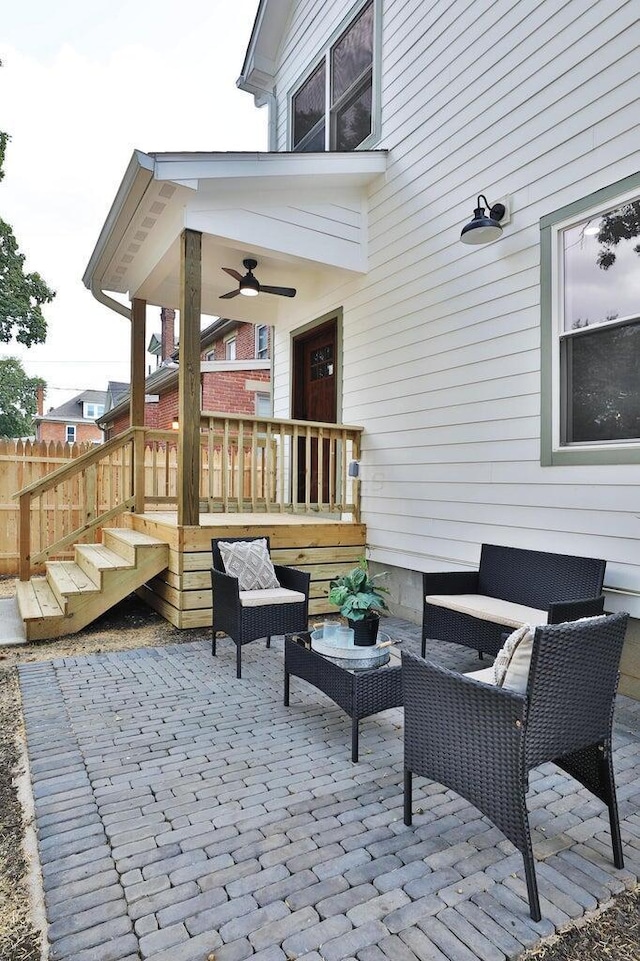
[
  {"x1": 9, "y1": 415, "x2": 363, "y2": 579},
  {"x1": 0, "y1": 438, "x2": 96, "y2": 575}
]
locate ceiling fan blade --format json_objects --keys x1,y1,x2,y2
[
  {"x1": 259, "y1": 285, "x2": 297, "y2": 298},
  {"x1": 222, "y1": 267, "x2": 243, "y2": 281},
  {"x1": 219, "y1": 289, "x2": 241, "y2": 299}
]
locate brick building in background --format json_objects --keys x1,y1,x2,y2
[
  {"x1": 34, "y1": 388, "x2": 108, "y2": 444},
  {"x1": 98, "y1": 310, "x2": 271, "y2": 439}
]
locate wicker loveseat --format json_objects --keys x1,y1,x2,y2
[{"x1": 422, "y1": 544, "x2": 606, "y2": 659}]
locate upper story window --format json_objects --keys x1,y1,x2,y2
[
  {"x1": 66, "y1": 425, "x2": 76, "y2": 443},
  {"x1": 541, "y1": 173, "x2": 640, "y2": 465},
  {"x1": 225, "y1": 336, "x2": 237, "y2": 361},
  {"x1": 292, "y1": 0, "x2": 376, "y2": 152},
  {"x1": 256, "y1": 325, "x2": 269, "y2": 359},
  {"x1": 84, "y1": 403, "x2": 104, "y2": 419}
]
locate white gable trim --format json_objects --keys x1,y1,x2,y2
[{"x1": 239, "y1": 0, "x2": 294, "y2": 101}]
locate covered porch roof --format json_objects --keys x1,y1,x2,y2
[{"x1": 83, "y1": 149, "x2": 387, "y2": 325}]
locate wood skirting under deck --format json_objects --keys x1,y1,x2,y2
[{"x1": 125, "y1": 512, "x2": 366, "y2": 629}]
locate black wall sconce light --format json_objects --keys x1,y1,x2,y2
[{"x1": 460, "y1": 195, "x2": 506, "y2": 245}]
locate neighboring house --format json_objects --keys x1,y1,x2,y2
[
  {"x1": 99, "y1": 310, "x2": 271, "y2": 438},
  {"x1": 34, "y1": 389, "x2": 108, "y2": 445},
  {"x1": 83, "y1": 1, "x2": 640, "y2": 677}
]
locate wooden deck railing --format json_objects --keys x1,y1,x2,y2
[
  {"x1": 15, "y1": 427, "x2": 139, "y2": 581},
  {"x1": 14, "y1": 415, "x2": 362, "y2": 580},
  {"x1": 198, "y1": 412, "x2": 362, "y2": 514}
]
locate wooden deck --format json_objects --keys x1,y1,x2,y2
[{"x1": 125, "y1": 512, "x2": 367, "y2": 629}]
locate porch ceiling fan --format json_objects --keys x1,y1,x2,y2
[{"x1": 219, "y1": 258, "x2": 296, "y2": 299}]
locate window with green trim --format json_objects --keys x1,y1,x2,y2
[
  {"x1": 291, "y1": 0, "x2": 376, "y2": 152},
  {"x1": 541, "y1": 175, "x2": 640, "y2": 465}
]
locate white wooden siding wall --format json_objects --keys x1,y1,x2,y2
[{"x1": 271, "y1": 0, "x2": 640, "y2": 613}]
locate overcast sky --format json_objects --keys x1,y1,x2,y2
[{"x1": 1, "y1": 0, "x2": 267, "y2": 411}]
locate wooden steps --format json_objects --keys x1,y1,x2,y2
[{"x1": 17, "y1": 528, "x2": 169, "y2": 641}]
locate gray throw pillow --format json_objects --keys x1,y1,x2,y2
[{"x1": 218, "y1": 539, "x2": 280, "y2": 591}]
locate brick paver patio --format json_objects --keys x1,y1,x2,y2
[{"x1": 18, "y1": 619, "x2": 640, "y2": 961}]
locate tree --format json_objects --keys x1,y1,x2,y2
[
  {"x1": 0, "y1": 357, "x2": 45, "y2": 437},
  {"x1": 596, "y1": 199, "x2": 640, "y2": 270},
  {"x1": 0, "y1": 60, "x2": 55, "y2": 345}
]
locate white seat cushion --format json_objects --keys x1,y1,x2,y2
[
  {"x1": 426, "y1": 593, "x2": 548, "y2": 629},
  {"x1": 239, "y1": 588, "x2": 306, "y2": 608},
  {"x1": 464, "y1": 667, "x2": 496, "y2": 685}
]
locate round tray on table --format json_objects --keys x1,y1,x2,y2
[{"x1": 310, "y1": 629, "x2": 391, "y2": 669}]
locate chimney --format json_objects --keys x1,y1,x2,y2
[
  {"x1": 36, "y1": 384, "x2": 45, "y2": 416},
  {"x1": 161, "y1": 307, "x2": 176, "y2": 361}
]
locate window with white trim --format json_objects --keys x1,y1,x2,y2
[
  {"x1": 256, "y1": 392, "x2": 271, "y2": 417},
  {"x1": 256, "y1": 325, "x2": 269, "y2": 359},
  {"x1": 541, "y1": 175, "x2": 640, "y2": 465},
  {"x1": 291, "y1": 0, "x2": 376, "y2": 152},
  {"x1": 66, "y1": 425, "x2": 76, "y2": 443},
  {"x1": 225, "y1": 337, "x2": 236, "y2": 361},
  {"x1": 84, "y1": 403, "x2": 104, "y2": 419}
]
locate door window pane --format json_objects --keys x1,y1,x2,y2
[{"x1": 310, "y1": 344, "x2": 334, "y2": 380}]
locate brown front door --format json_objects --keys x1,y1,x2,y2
[{"x1": 292, "y1": 317, "x2": 338, "y2": 503}]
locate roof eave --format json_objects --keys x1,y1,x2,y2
[
  {"x1": 82, "y1": 150, "x2": 155, "y2": 293},
  {"x1": 238, "y1": 0, "x2": 293, "y2": 102}
]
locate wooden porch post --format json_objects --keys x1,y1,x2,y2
[
  {"x1": 131, "y1": 297, "x2": 147, "y2": 513},
  {"x1": 178, "y1": 229, "x2": 202, "y2": 527}
]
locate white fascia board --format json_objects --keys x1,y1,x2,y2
[
  {"x1": 150, "y1": 150, "x2": 387, "y2": 187},
  {"x1": 83, "y1": 151, "x2": 154, "y2": 290},
  {"x1": 238, "y1": 0, "x2": 293, "y2": 100}
]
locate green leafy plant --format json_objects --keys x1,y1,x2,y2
[{"x1": 328, "y1": 560, "x2": 389, "y2": 621}]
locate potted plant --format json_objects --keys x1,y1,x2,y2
[{"x1": 328, "y1": 560, "x2": 389, "y2": 646}]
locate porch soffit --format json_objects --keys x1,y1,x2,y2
[{"x1": 84, "y1": 150, "x2": 387, "y2": 323}]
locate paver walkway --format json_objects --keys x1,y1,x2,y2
[{"x1": 18, "y1": 620, "x2": 640, "y2": 961}]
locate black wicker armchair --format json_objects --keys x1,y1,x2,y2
[
  {"x1": 403, "y1": 612, "x2": 629, "y2": 921},
  {"x1": 211, "y1": 536, "x2": 310, "y2": 678},
  {"x1": 422, "y1": 544, "x2": 606, "y2": 659}
]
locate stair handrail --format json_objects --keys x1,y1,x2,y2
[{"x1": 14, "y1": 426, "x2": 144, "y2": 581}]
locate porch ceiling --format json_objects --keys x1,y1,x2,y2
[{"x1": 83, "y1": 149, "x2": 387, "y2": 323}]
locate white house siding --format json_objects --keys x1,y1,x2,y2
[{"x1": 268, "y1": 0, "x2": 640, "y2": 618}]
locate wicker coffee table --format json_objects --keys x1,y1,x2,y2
[{"x1": 284, "y1": 632, "x2": 403, "y2": 762}]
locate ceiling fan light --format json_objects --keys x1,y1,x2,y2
[{"x1": 239, "y1": 272, "x2": 260, "y2": 296}]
